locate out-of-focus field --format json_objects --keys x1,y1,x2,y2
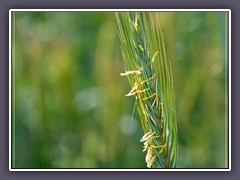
[{"x1": 12, "y1": 12, "x2": 228, "y2": 168}]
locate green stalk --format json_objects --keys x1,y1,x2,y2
[{"x1": 116, "y1": 12, "x2": 178, "y2": 168}]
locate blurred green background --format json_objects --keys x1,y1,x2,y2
[{"x1": 12, "y1": 11, "x2": 228, "y2": 168}]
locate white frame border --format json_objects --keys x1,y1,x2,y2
[{"x1": 9, "y1": 9, "x2": 231, "y2": 172}]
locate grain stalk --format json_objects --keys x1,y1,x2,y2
[{"x1": 116, "y1": 12, "x2": 178, "y2": 168}]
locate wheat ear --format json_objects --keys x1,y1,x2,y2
[{"x1": 116, "y1": 12, "x2": 178, "y2": 168}]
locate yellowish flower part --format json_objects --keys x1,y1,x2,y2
[{"x1": 147, "y1": 156, "x2": 157, "y2": 168}]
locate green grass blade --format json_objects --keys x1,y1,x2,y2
[{"x1": 116, "y1": 12, "x2": 178, "y2": 168}]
